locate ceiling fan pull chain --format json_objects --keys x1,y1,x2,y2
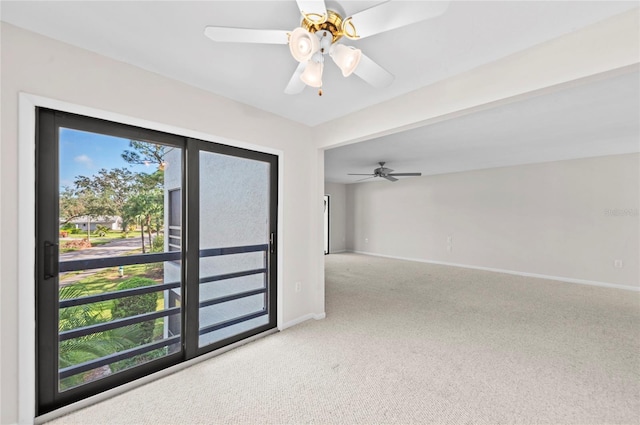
[{"x1": 318, "y1": 87, "x2": 323, "y2": 96}]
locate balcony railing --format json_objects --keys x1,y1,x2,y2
[{"x1": 58, "y1": 243, "x2": 269, "y2": 383}]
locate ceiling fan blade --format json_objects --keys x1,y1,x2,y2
[
  {"x1": 354, "y1": 53, "x2": 394, "y2": 88},
  {"x1": 383, "y1": 175, "x2": 399, "y2": 182},
  {"x1": 344, "y1": 1, "x2": 449, "y2": 40},
  {"x1": 388, "y1": 173, "x2": 422, "y2": 177},
  {"x1": 204, "y1": 27, "x2": 289, "y2": 44},
  {"x1": 348, "y1": 173, "x2": 375, "y2": 176},
  {"x1": 284, "y1": 62, "x2": 307, "y2": 94},
  {"x1": 296, "y1": 0, "x2": 327, "y2": 21},
  {"x1": 356, "y1": 176, "x2": 376, "y2": 182}
]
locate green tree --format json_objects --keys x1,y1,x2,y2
[
  {"x1": 123, "y1": 189, "x2": 163, "y2": 253},
  {"x1": 74, "y1": 168, "x2": 136, "y2": 233},
  {"x1": 122, "y1": 141, "x2": 167, "y2": 168},
  {"x1": 59, "y1": 185, "x2": 105, "y2": 240},
  {"x1": 109, "y1": 277, "x2": 166, "y2": 372},
  {"x1": 94, "y1": 225, "x2": 109, "y2": 237},
  {"x1": 111, "y1": 277, "x2": 158, "y2": 345},
  {"x1": 123, "y1": 194, "x2": 148, "y2": 253},
  {"x1": 137, "y1": 171, "x2": 164, "y2": 243},
  {"x1": 58, "y1": 285, "x2": 141, "y2": 389},
  {"x1": 59, "y1": 186, "x2": 86, "y2": 225},
  {"x1": 121, "y1": 141, "x2": 168, "y2": 241},
  {"x1": 123, "y1": 170, "x2": 164, "y2": 253}
]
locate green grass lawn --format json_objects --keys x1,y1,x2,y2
[
  {"x1": 64, "y1": 230, "x2": 137, "y2": 240},
  {"x1": 61, "y1": 230, "x2": 155, "y2": 253},
  {"x1": 60, "y1": 230, "x2": 139, "y2": 252},
  {"x1": 60, "y1": 262, "x2": 164, "y2": 321}
]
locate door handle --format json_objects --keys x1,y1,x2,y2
[
  {"x1": 269, "y1": 233, "x2": 276, "y2": 255},
  {"x1": 44, "y1": 241, "x2": 59, "y2": 279}
]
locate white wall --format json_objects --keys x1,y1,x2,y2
[
  {"x1": 346, "y1": 154, "x2": 639, "y2": 289},
  {"x1": 0, "y1": 23, "x2": 323, "y2": 424},
  {"x1": 324, "y1": 183, "x2": 347, "y2": 253}
]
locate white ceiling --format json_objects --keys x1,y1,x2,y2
[
  {"x1": 325, "y1": 70, "x2": 640, "y2": 183},
  {"x1": 1, "y1": 1, "x2": 637, "y2": 126},
  {"x1": 2, "y1": 1, "x2": 638, "y2": 183}
]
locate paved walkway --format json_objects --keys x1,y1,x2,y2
[
  {"x1": 59, "y1": 237, "x2": 149, "y2": 285},
  {"x1": 59, "y1": 236, "x2": 143, "y2": 261}
]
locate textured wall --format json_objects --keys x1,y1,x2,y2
[{"x1": 197, "y1": 152, "x2": 271, "y2": 345}]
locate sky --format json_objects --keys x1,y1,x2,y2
[{"x1": 59, "y1": 127, "x2": 160, "y2": 188}]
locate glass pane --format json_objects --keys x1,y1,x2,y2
[
  {"x1": 198, "y1": 150, "x2": 270, "y2": 348},
  {"x1": 58, "y1": 128, "x2": 182, "y2": 391}
]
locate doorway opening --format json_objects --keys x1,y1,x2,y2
[{"x1": 324, "y1": 195, "x2": 330, "y2": 255}]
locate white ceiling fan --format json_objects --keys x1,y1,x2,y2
[{"x1": 204, "y1": 0, "x2": 449, "y2": 96}]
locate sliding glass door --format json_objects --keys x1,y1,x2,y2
[
  {"x1": 36, "y1": 109, "x2": 278, "y2": 414},
  {"x1": 191, "y1": 142, "x2": 276, "y2": 352}
]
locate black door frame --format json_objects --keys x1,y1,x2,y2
[
  {"x1": 35, "y1": 108, "x2": 278, "y2": 414},
  {"x1": 184, "y1": 138, "x2": 278, "y2": 359}
]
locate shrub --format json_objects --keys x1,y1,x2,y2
[
  {"x1": 59, "y1": 285, "x2": 136, "y2": 389},
  {"x1": 111, "y1": 277, "x2": 157, "y2": 345},
  {"x1": 94, "y1": 225, "x2": 109, "y2": 237},
  {"x1": 151, "y1": 233, "x2": 164, "y2": 253},
  {"x1": 61, "y1": 238, "x2": 92, "y2": 250}
]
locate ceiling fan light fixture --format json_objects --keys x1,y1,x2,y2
[
  {"x1": 300, "y1": 59, "x2": 324, "y2": 88},
  {"x1": 289, "y1": 27, "x2": 319, "y2": 62},
  {"x1": 330, "y1": 44, "x2": 362, "y2": 77}
]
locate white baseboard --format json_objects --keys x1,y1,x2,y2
[
  {"x1": 350, "y1": 250, "x2": 639, "y2": 292},
  {"x1": 279, "y1": 312, "x2": 326, "y2": 330},
  {"x1": 329, "y1": 250, "x2": 347, "y2": 254}
]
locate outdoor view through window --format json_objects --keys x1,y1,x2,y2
[{"x1": 58, "y1": 128, "x2": 182, "y2": 391}]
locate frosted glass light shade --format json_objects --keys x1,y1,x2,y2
[
  {"x1": 330, "y1": 44, "x2": 362, "y2": 77},
  {"x1": 289, "y1": 27, "x2": 319, "y2": 62},
  {"x1": 300, "y1": 60, "x2": 324, "y2": 87}
]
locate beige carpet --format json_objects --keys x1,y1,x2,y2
[{"x1": 48, "y1": 253, "x2": 640, "y2": 424}]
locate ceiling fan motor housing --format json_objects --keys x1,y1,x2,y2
[
  {"x1": 375, "y1": 167, "x2": 392, "y2": 176},
  {"x1": 301, "y1": 9, "x2": 345, "y2": 43}
]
